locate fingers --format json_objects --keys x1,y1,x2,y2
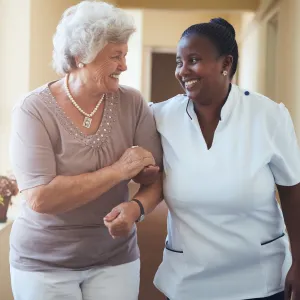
[
  {"x1": 143, "y1": 165, "x2": 160, "y2": 173},
  {"x1": 105, "y1": 217, "x2": 132, "y2": 239},
  {"x1": 127, "y1": 147, "x2": 156, "y2": 169},
  {"x1": 133, "y1": 165, "x2": 160, "y2": 185},
  {"x1": 131, "y1": 146, "x2": 155, "y2": 165},
  {"x1": 142, "y1": 155, "x2": 156, "y2": 167},
  {"x1": 104, "y1": 207, "x2": 121, "y2": 222},
  {"x1": 104, "y1": 203, "x2": 138, "y2": 239},
  {"x1": 115, "y1": 146, "x2": 156, "y2": 180},
  {"x1": 104, "y1": 216, "x2": 122, "y2": 239}
]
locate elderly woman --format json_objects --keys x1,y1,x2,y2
[{"x1": 9, "y1": 1, "x2": 162, "y2": 300}]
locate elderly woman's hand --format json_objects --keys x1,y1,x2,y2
[
  {"x1": 112, "y1": 146, "x2": 156, "y2": 181},
  {"x1": 133, "y1": 165, "x2": 160, "y2": 186},
  {"x1": 103, "y1": 201, "x2": 140, "y2": 238}
]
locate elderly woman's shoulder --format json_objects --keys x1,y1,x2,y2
[
  {"x1": 118, "y1": 85, "x2": 145, "y2": 103},
  {"x1": 13, "y1": 84, "x2": 51, "y2": 115}
]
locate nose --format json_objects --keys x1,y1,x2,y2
[
  {"x1": 177, "y1": 62, "x2": 190, "y2": 78},
  {"x1": 118, "y1": 57, "x2": 127, "y2": 72}
]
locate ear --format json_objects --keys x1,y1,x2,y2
[
  {"x1": 74, "y1": 56, "x2": 80, "y2": 66},
  {"x1": 222, "y1": 55, "x2": 233, "y2": 74},
  {"x1": 73, "y1": 57, "x2": 86, "y2": 69}
]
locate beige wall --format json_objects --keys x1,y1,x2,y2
[
  {"x1": 119, "y1": 9, "x2": 144, "y2": 91},
  {"x1": 0, "y1": 0, "x2": 31, "y2": 175},
  {"x1": 277, "y1": 0, "x2": 300, "y2": 133},
  {"x1": 0, "y1": 2, "x2": 30, "y2": 296},
  {"x1": 227, "y1": 13, "x2": 242, "y2": 44},
  {"x1": 0, "y1": 0, "x2": 82, "y2": 174},
  {"x1": 239, "y1": 13, "x2": 267, "y2": 94},
  {"x1": 238, "y1": 0, "x2": 281, "y2": 96},
  {"x1": 143, "y1": 10, "x2": 231, "y2": 48},
  {"x1": 29, "y1": 0, "x2": 82, "y2": 90},
  {"x1": 0, "y1": 224, "x2": 13, "y2": 300},
  {"x1": 238, "y1": 0, "x2": 300, "y2": 136}
]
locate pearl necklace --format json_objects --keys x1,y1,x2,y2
[{"x1": 64, "y1": 74, "x2": 105, "y2": 128}]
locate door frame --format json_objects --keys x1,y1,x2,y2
[
  {"x1": 264, "y1": 3, "x2": 280, "y2": 101},
  {"x1": 265, "y1": 12, "x2": 279, "y2": 100},
  {"x1": 142, "y1": 46, "x2": 177, "y2": 102}
]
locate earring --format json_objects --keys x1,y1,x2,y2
[
  {"x1": 78, "y1": 62, "x2": 84, "y2": 68},
  {"x1": 222, "y1": 70, "x2": 228, "y2": 76}
]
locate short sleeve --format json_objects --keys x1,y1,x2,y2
[
  {"x1": 133, "y1": 98, "x2": 163, "y2": 170},
  {"x1": 269, "y1": 103, "x2": 300, "y2": 186},
  {"x1": 9, "y1": 102, "x2": 56, "y2": 192}
]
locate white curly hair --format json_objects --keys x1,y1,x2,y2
[{"x1": 52, "y1": 1, "x2": 136, "y2": 75}]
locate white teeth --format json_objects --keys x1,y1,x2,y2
[
  {"x1": 111, "y1": 74, "x2": 120, "y2": 79},
  {"x1": 185, "y1": 80, "x2": 198, "y2": 87}
]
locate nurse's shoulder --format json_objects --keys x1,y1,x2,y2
[{"x1": 237, "y1": 85, "x2": 290, "y2": 131}]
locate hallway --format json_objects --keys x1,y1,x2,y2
[{"x1": 0, "y1": 0, "x2": 300, "y2": 299}]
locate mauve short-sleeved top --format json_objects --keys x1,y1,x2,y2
[{"x1": 9, "y1": 83, "x2": 163, "y2": 271}]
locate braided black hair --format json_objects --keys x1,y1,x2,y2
[{"x1": 181, "y1": 18, "x2": 239, "y2": 78}]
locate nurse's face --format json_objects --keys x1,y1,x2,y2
[{"x1": 175, "y1": 34, "x2": 231, "y2": 104}]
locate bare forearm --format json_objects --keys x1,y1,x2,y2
[
  {"x1": 133, "y1": 173, "x2": 163, "y2": 215},
  {"x1": 103, "y1": 173, "x2": 163, "y2": 238},
  {"x1": 278, "y1": 184, "x2": 300, "y2": 263},
  {"x1": 26, "y1": 166, "x2": 122, "y2": 214}
]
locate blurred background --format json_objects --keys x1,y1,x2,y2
[{"x1": 0, "y1": 0, "x2": 299, "y2": 299}]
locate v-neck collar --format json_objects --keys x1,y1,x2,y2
[{"x1": 186, "y1": 84, "x2": 238, "y2": 125}]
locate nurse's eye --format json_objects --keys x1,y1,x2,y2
[{"x1": 190, "y1": 57, "x2": 199, "y2": 64}]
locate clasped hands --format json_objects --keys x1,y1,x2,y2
[{"x1": 104, "y1": 146, "x2": 159, "y2": 239}]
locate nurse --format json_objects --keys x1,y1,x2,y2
[{"x1": 152, "y1": 18, "x2": 300, "y2": 300}]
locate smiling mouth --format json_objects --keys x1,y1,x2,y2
[
  {"x1": 110, "y1": 74, "x2": 120, "y2": 79},
  {"x1": 184, "y1": 79, "x2": 199, "y2": 89}
]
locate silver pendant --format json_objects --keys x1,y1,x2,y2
[{"x1": 83, "y1": 117, "x2": 92, "y2": 128}]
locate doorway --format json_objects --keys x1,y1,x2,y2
[{"x1": 150, "y1": 52, "x2": 183, "y2": 103}]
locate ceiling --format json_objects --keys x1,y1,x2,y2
[{"x1": 116, "y1": 0, "x2": 260, "y2": 11}]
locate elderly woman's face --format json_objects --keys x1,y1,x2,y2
[{"x1": 84, "y1": 43, "x2": 128, "y2": 93}]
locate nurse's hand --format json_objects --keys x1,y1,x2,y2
[
  {"x1": 285, "y1": 264, "x2": 300, "y2": 300},
  {"x1": 103, "y1": 202, "x2": 140, "y2": 239},
  {"x1": 132, "y1": 165, "x2": 160, "y2": 186}
]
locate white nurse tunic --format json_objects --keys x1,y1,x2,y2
[{"x1": 152, "y1": 84, "x2": 300, "y2": 300}]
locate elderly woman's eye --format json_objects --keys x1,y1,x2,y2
[{"x1": 111, "y1": 55, "x2": 121, "y2": 60}]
